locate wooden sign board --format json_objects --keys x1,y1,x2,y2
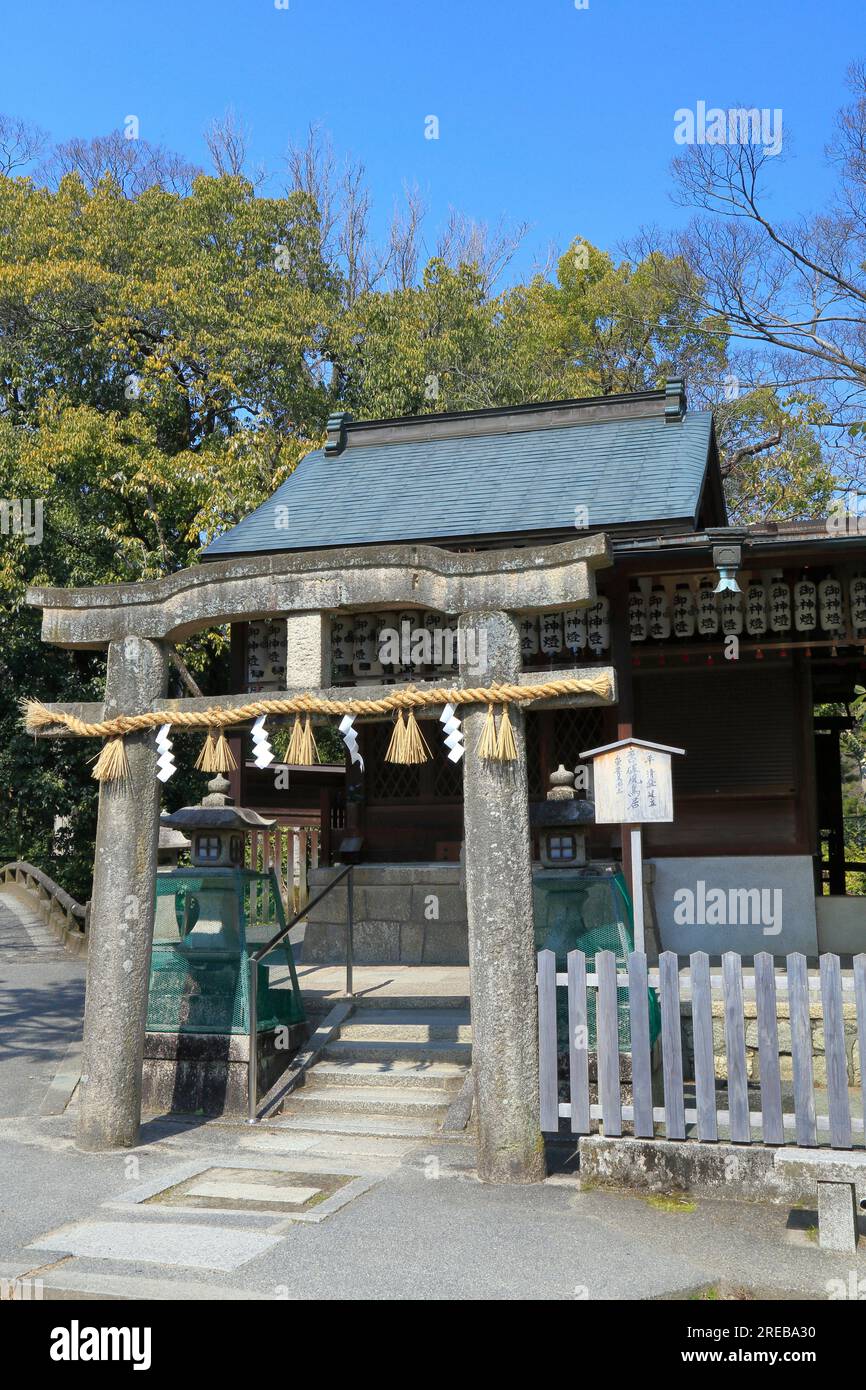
[
  {"x1": 584, "y1": 740, "x2": 680, "y2": 824},
  {"x1": 580, "y1": 736, "x2": 685, "y2": 952}
]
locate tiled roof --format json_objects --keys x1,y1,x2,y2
[{"x1": 204, "y1": 401, "x2": 714, "y2": 558}]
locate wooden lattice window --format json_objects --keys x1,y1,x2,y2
[
  {"x1": 526, "y1": 713, "x2": 544, "y2": 796},
  {"x1": 552, "y1": 708, "x2": 604, "y2": 774},
  {"x1": 365, "y1": 720, "x2": 463, "y2": 802},
  {"x1": 367, "y1": 724, "x2": 422, "y2": 800}
]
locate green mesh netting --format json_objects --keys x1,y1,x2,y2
[
  {"x1": 147, "y1": 870, "x2": 305, "y2": 1035},
  {"x1": 533, "y1": 868, "x2": 661, "y2": 1049}
]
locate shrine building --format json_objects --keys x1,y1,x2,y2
[
  {"x1": 201, "y1": 380, "x2": 865, "y2": 963},
  {"x1": 25, "y1": 378, "x2": 866, "y2": 1170}
]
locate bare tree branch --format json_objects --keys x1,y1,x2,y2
[{"x1": 0, "y1": 113, "x2": 48, "y2": 175}]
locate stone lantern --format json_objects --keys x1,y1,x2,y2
[
  {"x1": 143, "y1": 776, "x2": 306, "y2": 1117},
  {"x1": 157, "y1": 825, "x2": 190, "y2": 868},
  {"x1": 162, "y1": 774, "x2": 267, "y2": 871},
  {"x1": 154, "y1": 775, "x2": 276, "y2": 952},
  {"x1": 530, "y1": 765, "x2": 594, "y2": 867}
]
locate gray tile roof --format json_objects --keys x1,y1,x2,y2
[{"x1": 204, "y1": 409, "x2": 714, "y2": 558}]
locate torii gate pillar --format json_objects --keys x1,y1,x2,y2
[
  {"x1": 77, "y1": 636, "x2": 168, "y2": 1151},
  {"x1": 459, "y1": 611, "x2": 546, "y2": 1184}
]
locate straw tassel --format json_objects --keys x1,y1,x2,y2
[
  {"x1": 286, "y1": 714, "x2": 318, "y2": 765},
  {"x1": 211, "y1": 730, "x2": 237, "y2": 773},
  {"x1": 402, "y1": 709, "x2": 431, "y2": 764},
  {"x1": 299, "y1": 715, "x2": 319, "y2": 765},
  {"x1": 195, "y1": 730, "x2": 219, "y2": 772},
  {"x1": 286, "y1": 715, "x2": 306, "y2": 764},
  {"x1": 385, "y1": 710, "x2": 407, "y2": 763},
  {"x1": 477, "y1": 704, "x2": 499, "y2": 760},
  {"x1": 495, "y1": 703, "x2": 517, "y2": 761},
  {"x1": 91, "y1": 736, "x2": 130, "y2": 783}
]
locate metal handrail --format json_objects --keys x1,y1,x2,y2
[{"x1": 247, "y1": 863, "x2": 355, "y2": 1124}]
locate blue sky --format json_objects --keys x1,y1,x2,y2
[{"x1": 5, "y1": 0, "x2": 862, "y2": 280}]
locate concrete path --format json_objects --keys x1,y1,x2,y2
[
  {"x1": 1, "y1": 1105, "x2": 864, "y2": 1300},
  {"x1": 0, "y1": 904, "x2": 862, "y2": 1302},
  {"x1": 0, "y1": 886, "x2": 86, "y2": 1120}
]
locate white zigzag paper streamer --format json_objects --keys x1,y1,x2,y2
[
  {"x1": 439, "y1": 703, "x2": 465, "y2": 762},
  {"x1": 155, "y1": 723, "x2": 176, "y2": 782},
  {"x1": 338, "y1": 714, "x2": 364, "y2": 770},
  {"x1": 251, "y1": 715, "x2": 275, "y2": 769}
]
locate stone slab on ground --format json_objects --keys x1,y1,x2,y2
[
  {"x1": 187, "y1": 1180, "x2": 321, "y2": 1205},
  {"x1": 26, "y1": 1220, "x2": 283, "y2": 1272}
]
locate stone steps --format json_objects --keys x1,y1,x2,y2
[
  {"x1": 284, "y1": 1083, "x2": 456, "y2": 1118},
  {"x1": 272, "y1": 1110, "x2": 454, "y2": 1139},
  {"x1": 323, "y1": 1037, "x2": 472, "y2": 1065},
  {"x1": 273, "y1": 1000, "x2": 472, "y2": 1140},
  {"x1": 336, "y1": 1009, "x2": 472, "y2": 1043},
  {"x1": 306, "y1": 994, "x2": 470, "y2": 1015},
  {"x1": 303, "y1": 1058, "x2": 468, "y2": 1090}
]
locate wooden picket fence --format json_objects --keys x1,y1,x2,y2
[
  {"x1": 246, "y1": 823, "x2": 320, "y2": 919},
  {"x1": 537, "y1": 949, "x2": 866, "y2": 1149}
]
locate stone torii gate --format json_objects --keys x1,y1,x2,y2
[{"x1": 26, "y1": 534, "x2": 615, "y2": 1182}]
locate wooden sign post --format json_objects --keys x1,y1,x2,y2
[{"x1": 580, "y1": 737, "x2": 685, "y2": 953}]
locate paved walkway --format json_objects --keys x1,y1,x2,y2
[
  {"x1": 1, "y1": 889, "x2": 863, "y2": 1301},
  {"x1": 0, "y1": 886, "x2": 86, "y2": 1120},
  {"x1": 1, "y1": 1104, "x2": 864, "y2": 1300}
]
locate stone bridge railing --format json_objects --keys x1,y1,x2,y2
[{"x1": 0, "y1": 861, "x2": 88, "y2": 956}]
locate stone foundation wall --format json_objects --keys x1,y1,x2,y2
[
  {"x1": 304, "y1": 864, "x2": 468, "y2": 964},
  {"x1": 680, "y1": 999, "x2": 861, "y2": 1088},
  {"x1": 142, "y1": 1023, "x2": 307, "y2": 1117}
]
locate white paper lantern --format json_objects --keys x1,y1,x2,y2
[
  {"x1": 768, "y1": 579, "x2": 792, "y2": 634},
  {"x1": 520, "y1": 615, "x2": 539, "y2": 658},
  {"x1": 439, "y1": 617, "x2": 460, "y2": 672},
  {"x1": 396, "y1": 609, "x2": 421, "y2": 669},
  {"x1": 539, "y1": 611, "x2": 563, "y2": 657},
  {"x1": 850, "y1": 575, "x2": 866, "y2": 636},
  {"x1": 330, "y1": 615, "x2": 353, "y2": 671},
  {"x1": 819, "y1": 575, "x2": 844, "y2": 634},
  {"x1": 353, "y1": 614, "x2": 375, "y2": 667},
  {"x1": 696, "y1": 578, "x2": 719, "y2": 637},
  {"x1": 794, "y1": 577, "x2": 817, "y2": 633},
  {"x1": 264, "y1": 619, "x2": 287, "y2": 680},
  {"x1": 374, "y1": 611, "x2": 398, "y2": 668},
  {"x1": 586, "y1": 596, "x2": 610, "y2": 654},
  {"x1": 648, "y1": 585, "x2": 671, "y2": 640},
  {"x1": 720, "y1": 590, "x2": 743, "y2": 635},
  {"x1": 563, "y1": 608, "x2": 587, "y2": 654},
  {"x1": 628, "y1": 585, "x2": 648, "y2": 642},
  {"x1": 423, "y1": 610, "x2": 448, "y2": 673},
  {"x1": 672, "y1": 583, "x2": 696, "y2": 639},
  {"x1": 745, "y1": 581, "x2": 768, "y2": 636}
]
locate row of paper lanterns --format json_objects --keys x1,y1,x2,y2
[
  {"x1": 247, "y1": 576, "x2": 861, "y2": 685},
  {"x1": 519, "y1": 601, "x2": 611, "y2": 657},
  {"x1": 248, "y1": 606, "x2": 616, "y2": 688},
  {"x1": 331, "y1": 604, "x2": 614, "y2": 672},
  {"x1": 331, "y1": 612, "x2": 460, "y2": 675},
  {"x1": 246, "y1": 618, "x2": 288, "y2": 685},
  {"x1": 628, "y1": 574, "x2": 861, "y2": 642}
]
